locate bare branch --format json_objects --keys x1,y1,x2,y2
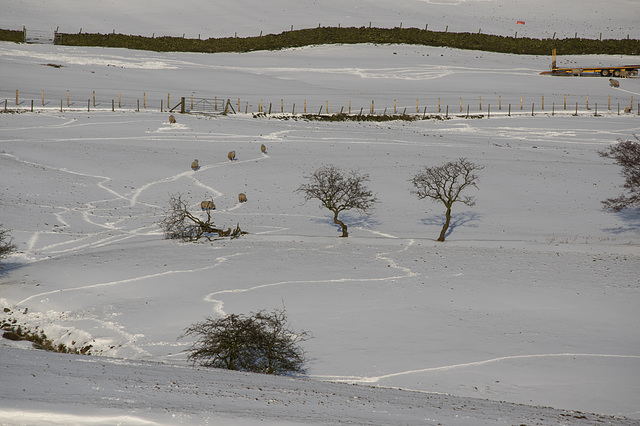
[{"x1": 157, "y1": 193, "x2": 246, "y2": 241}]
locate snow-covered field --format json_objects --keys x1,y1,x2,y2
[{"x1": 1, "y1": 1, "x2": 640, "y2": 424}]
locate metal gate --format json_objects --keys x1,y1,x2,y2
[
  {"x1": 190, "y1": 98, "x2": 234, "y2": 115},
  {"x1": 24, "y1": 29, "x2": 56, "y2": 44}
]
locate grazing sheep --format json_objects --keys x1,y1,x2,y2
[
  {"x1": 169, "y1": 115, "x2": 176, "y2": 124},
  {"x1": 238, "y1": 193, "x2": 247, "y2": 203},
  {"x1": 624, "y1": 107, "x2": 632, "y2": 114},
  {"x1": 610, "y1": 78, "x2": 620, "y2": 88},
  {"x1": 261, "y1": 144, "x2": 267, "y2": 154},
  {"x1": 191, "y1": 159, "x2": 199, "y2": 171},
  {"x1": 619, "y1": 70, "x2": 630, "y2": 78},
  {"x1": 571, "y1": 68, "x2": 582, "y2": 76},
  {"x1": 228, "y1": 150, "x2": 236, "y2": 161},
  {"x1": 201, "y1": 200, "x2": 215, "y2": 211}
]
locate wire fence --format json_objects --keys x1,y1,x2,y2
[{"x1": 2, "y1": 89, "x2": 639, "y2": 118}]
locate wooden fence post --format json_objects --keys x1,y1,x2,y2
[
  {"x1": 487, "y1": 104, "x2": 490, "y2": 118},
  {"x1": 479, "y1": 96, "x2": 482, "y2": 111},
  {"x1": 349, "y1": 100, "x2": 351, "y2": 114},
  {"x1": 438, "y1": 97, "x2": 441, "y2": 113},
  {"x1": 520, "y1": 95, "x2": 523, "y2": 110},
  {"x1": 120, "y1": 92, "x2": 122, "y2": 108},
  {"x1": 371, "y1": 100, "x2": 374, "y2": 114},
  {"x1": 160, "y1": 99, "x2": 163, "y2": 112},
  {"x1": 31, "y1": 99, "x2": 33, "y2": 112},
  {"x1": 531, "y1": 103, "x2": 534, "y2": 116},
  {"x1": 541, "y1": 95, "x2": 544, "y2": 111},
  {"x1": 292, "y1": 103, "x2": 295, "y2": 114},
  {"x1": 281, "y1": 99, "x2": 283, "y2": 113},
  {"x1": 137, "y1": 99, "x2": 140, "y2": 112},
  {"x1": 15, "y1": 89, "x2": 18, "y2": 106},
  {"x1": 112, "y1": 99, "x2": 114, "y2": 111},
  {"x1": 181, "y1": 97, "x2": 186, "y2": 114},
  {"x1": 87, "y1": 99, "x2": 90, "y2": 112},
  {"x1": 499, "y1": 96, "x2": 501, "y2": 110},
  {"x1": 575, "y1": 102, "x2": 578, "y2": 116},
  {"x1": 564, "y1": 94, "x2": 567, "y2": 110},
  {"x1": 394, "y1": 99, "x2": 396, "y2": 114},
  {"x1": 416, "y1": 98, "x2": 419, "y2": 113},
  {"x1": 508, "y1": 104, "x2": 511, "y2": 117},
  {"x1": 586, "y1": 94, "x2": 589, "y2": 110},
  {"x1": 60, "y1": 99, "x2": 62, "y2": 112},
  {"x1": 167, "y1": 93, "x2": 170, "y2": 109},
  {"x1": 460, "y1": 97, "x2": 462, "y2": 112},
  {"x1": 42, "y1": 90, "x2": 44, "y2": 106},
  {"x1": 608, "y1": 95, "x2": 610, "y2": 110},
  {"x1": 67, "y1": 90, "x2": 69, "y2": 107},
  {"x1": 93, "y1": 90, "x2": 95, "y2": 107}
]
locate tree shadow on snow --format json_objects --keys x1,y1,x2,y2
[
  {"x1": 0, "y1": 261, "x2": 25, "y2": 278},
  {"x1": 602, "y1": 208, "x2": 640, "y2": 234},
  {"x1": 314, "y1": 212, "x2": 382, "y2": 235},
  {"x1": 420, "y1": 211, "x2": 481, "y2": 239}
]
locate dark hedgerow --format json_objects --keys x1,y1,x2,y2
[{"x1": 2, "y1": 26, "x2": 636, "y2": 56}]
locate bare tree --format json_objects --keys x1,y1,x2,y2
[
  {"x1": 296, "y1": 165, "x2": 377, "y2": 237},
  {"x1": 598, "y1": 136, "x2": 640, "y2": 212},
  {"x1": 410, "y1": 158, "x2": 483, "y2": 242},
  {"x1": 180, "y1": 308, "x2": 310, "y2": 376},
  {"x1": 0, "y1": 225, "x2": 17, "y2": 265},
  {"x1": 158, "y1": 193, "x2": 245, "y2": 241}
]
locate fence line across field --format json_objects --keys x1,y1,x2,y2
[{"x1": 4, "y1": 89, "x2": 639, "y2": 118}]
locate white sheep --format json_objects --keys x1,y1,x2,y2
[{"x1": 201, "y1": 200, "x2": 215, "y2": 211}]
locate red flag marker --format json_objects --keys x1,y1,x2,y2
[{"x1": 517, "y1": 21, "x2": 525, "y2": 25}]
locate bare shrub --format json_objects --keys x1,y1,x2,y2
[
  {"x1": 598, "y1": 136, "x2": 640, "y2": 212},
  {"x1": 180, "y1": 308, "x2": 310, "y2": 376}
]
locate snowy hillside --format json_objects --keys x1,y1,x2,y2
[{"x1": 1, "y1": 1, "x2": 639, "y2": 424}]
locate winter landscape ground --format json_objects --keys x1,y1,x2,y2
[{"x1": 1, "y1": 1, "x2": 639, "y2": 425}]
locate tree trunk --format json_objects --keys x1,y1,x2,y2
[
  {"x1": 438, "y1": 206, "x2": 452, "y2": 242},
  {"x1": 333, "y1": 212, "x2": 348, "y2": 237}
]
